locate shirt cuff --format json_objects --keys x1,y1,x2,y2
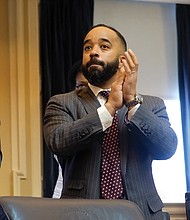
[
  {"x1": 97, "y1": 105, "x2": 113, "y2": 131},
  {"x1": 127, "y1": 104, "x2": 140, "y2": 121}
]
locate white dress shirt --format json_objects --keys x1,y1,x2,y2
[{"x1": 88, "y1": 84, "x2": 140, "y2": 131}]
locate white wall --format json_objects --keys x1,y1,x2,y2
[
  {"x1": 94, "y1": 0, "x2": 178, "y2": 100},
  {"x1": 131, "y1": 0, "x2": 190, "y2": 4},
  {"x1": 94, "y1": 0, "x2": 187, "y2": 205}
]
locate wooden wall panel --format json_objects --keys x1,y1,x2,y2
[{"x1": 0, "y1": 0, "x2": 41, "y2": 197}]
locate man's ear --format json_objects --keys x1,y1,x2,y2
[{"x1": 118, "y1": 55, "x2": 126, "y2": 69}]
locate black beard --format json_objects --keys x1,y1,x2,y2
[{"x1": 82, "y1": 58, "x2": 119, "y2": 86}]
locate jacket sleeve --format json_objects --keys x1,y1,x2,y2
[
  {"x1": 43, "y1": 93, "x2": 103, "y2": 158},
  {"x1": 126, "y1": 95, "x2": 178, "y2": 160}
]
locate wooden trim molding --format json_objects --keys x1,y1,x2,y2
[
  {"x1": 9, "y1": 0, "x2": 27, "y2": 195},
  {"x1": 27, "y1": 0, "x2": 42, "y2": 196},
  {"x1": 164, "y1": 203, "x2": 187, "y2": 220},
  {"x1": 8, "y1": 0, "x2": 41, "y2": 196}
]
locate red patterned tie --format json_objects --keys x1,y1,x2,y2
[{"x1": 99, "y1": 91, "x2": 123, "y2": 199}]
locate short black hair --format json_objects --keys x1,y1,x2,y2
[{"x1": 86, "y1": 24, "x2": 127, "y2": 51}]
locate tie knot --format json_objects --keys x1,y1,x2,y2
[{"x1": 99, "y1": 90, "x2": 110, "y2": 100}]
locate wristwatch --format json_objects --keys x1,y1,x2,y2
[{"x1": 125, "y1": 93, "x2": 143, "y2": 108}]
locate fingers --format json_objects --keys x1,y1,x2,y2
[
  {"x1": 121, "y1": 49, "x2": 138, "y2": 75},
  {"x1": 119, "y1": 49, "x2": 138, "y2": 103},
  {"x1": 128, "y1": 49, "x2": 138, "y2": 66},
  {"x1": 111, "y1": 70, "x2": 125, "y2": 93}
]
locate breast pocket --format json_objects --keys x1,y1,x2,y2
[
  {"x1": 147, "y1": 194, "x2": 164, "y2": 213},
  {"x1": 63, "y1": 179, "x2": 86, "y2": 198}
]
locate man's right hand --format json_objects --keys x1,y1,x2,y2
[{"x1": 105, "y1": 71, "x2": 126, "y2": 117}]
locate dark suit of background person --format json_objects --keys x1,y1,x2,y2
[
  {"x1": 43, "y1": 24, "x2": 178, "y2": 220},
  {"x1": 0, "y1": 121, "x2": 2, "y2": 167},
  {"x1": 0, "y1": 141, "x2": 2, "y2": 167},
  {"x1": 0, "y1": 141, "x2": 7, "y2": 219},
  {"x1": 0, "y1": 149, "x2": 2, "y2": 167}
]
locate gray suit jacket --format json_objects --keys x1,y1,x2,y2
[{"x1": 43, "y1": 86, "x2": 177, "y2": 220}]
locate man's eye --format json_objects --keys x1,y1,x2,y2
[
  {"x1": 84, "y1": 46, "x2": 92, "y2": 51},
  {"x1": 101, "y1": 45, "x2": 109, "y2": 49},
  {"x1": 75, "y1": 84, "x2": 86, "y2": 90}
]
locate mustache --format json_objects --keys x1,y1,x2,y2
[{"x1": 86, "y1": 58, "x2": 105, "y2": 68}]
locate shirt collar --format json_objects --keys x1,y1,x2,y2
[{"x1": 88, "y1": 83, "x2": 111, "y2": 97}]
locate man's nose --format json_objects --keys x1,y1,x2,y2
[{"x1": 90, "y1": 46, "x2": 99, "y2": 58}]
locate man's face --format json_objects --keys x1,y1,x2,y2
[
  {"x1": 75, "y1": 72, "x2": 88, "y2": 90},
  {"x1": 82, "y1": 27, "x2": 122, "y2": 86}
]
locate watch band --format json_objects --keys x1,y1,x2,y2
[{"x1": 125, "y1": 93, "x2": 143, "y2": 108}]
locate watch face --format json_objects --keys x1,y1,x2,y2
[{"x1": 135, "y1": 93, "x2": 143, "y2": 104}]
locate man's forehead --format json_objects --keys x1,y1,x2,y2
[{"x1": 84, "y1": 27, "x2": 117, "y2": 43}]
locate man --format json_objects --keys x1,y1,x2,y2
[
  {"x1": 68, "y1": 60, "x2": 88, "y2": 90},
  {"x1": 43, "y1": 24, "x2": 177, "y2": 219}
]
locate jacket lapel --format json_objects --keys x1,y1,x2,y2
[
  {"x1": 118, "y1": 106, "x2": 129, "y2": 179},
  {"x1": 77, "y1": 86, "x2": 100, "y2": 113}
]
